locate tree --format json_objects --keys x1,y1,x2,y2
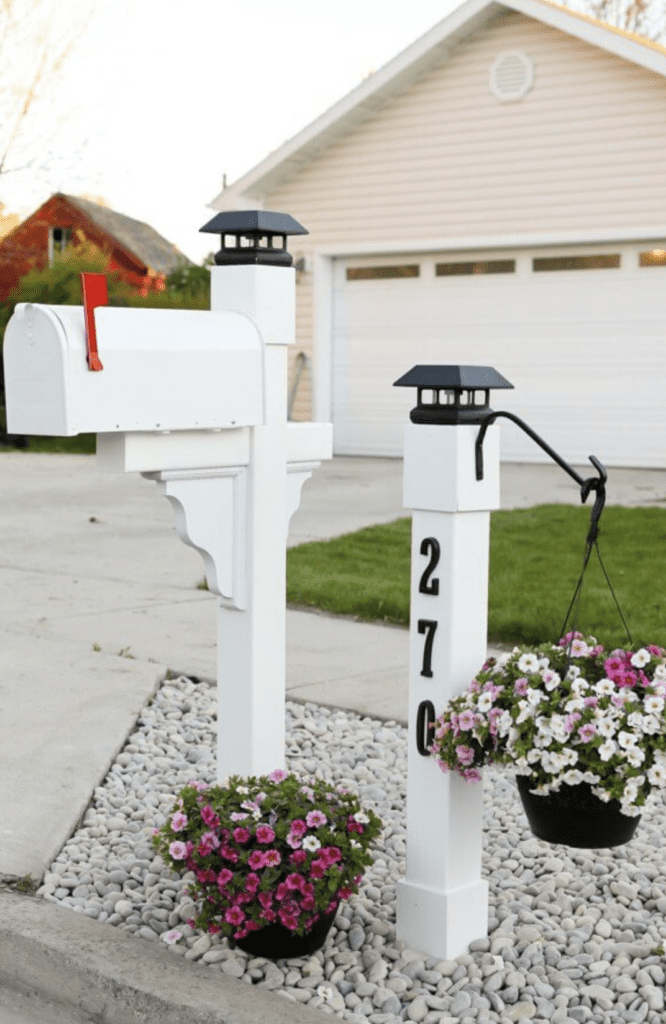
[
  {"x1": 0, "y1": 0, "x2": 95, "y2": 186},
  {"x1": 562, "y1": 0, "x2": 665, "y2": 42}
]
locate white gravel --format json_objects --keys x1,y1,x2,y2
[{"x1": 38, "y1": 673, "x2": 666, "y2": 1024}]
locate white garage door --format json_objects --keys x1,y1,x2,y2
[{"x1": 331, "y1": 243, "x2": 666, "y2": 467}]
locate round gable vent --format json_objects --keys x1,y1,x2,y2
[{"x1": 490, "y1": 51, "x2": 534, "y2": 101}]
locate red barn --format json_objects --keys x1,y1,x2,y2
[{"x1": 0, "y1": 193, "x2": 191, "y2": 300}]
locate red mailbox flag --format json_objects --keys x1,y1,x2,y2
[{"x1": 80, "y1": 272, "x2": 107, "y2": 371}]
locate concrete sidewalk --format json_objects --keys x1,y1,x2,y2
[{"x1": 1, "y1": 451, "x2": 666, "y2": 1024}]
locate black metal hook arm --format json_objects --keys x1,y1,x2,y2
[{"x1": 475, "y1": 410, "x2": 607, "y2": 544}]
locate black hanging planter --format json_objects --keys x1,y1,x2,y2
[
  {"x1": 516, "y1": 776, "x2": 640, "y2": 849},
  {"x1": 233, "y1": 909, "x2": 336, "y2": 960}
]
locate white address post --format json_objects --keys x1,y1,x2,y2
[
  {"x1": 393, "y1": 365, "x2": 512, "y2": 960},
  {"x1": 3, "y1": 211, "x2": 333, "y2": 784}
]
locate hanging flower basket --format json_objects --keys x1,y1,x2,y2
[
  {"x1": 515, "y1": 776, "x2": 640, "y2": 848},
  {"x1": 429, "y1": 633, "x2": 666, "y2": 847}
]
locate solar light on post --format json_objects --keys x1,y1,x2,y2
[
  {"x1": 3, "y1": 210, "x2": 333, "y2": 784},
  {"x1": 393, "y1": 365, "x2": 513, "y2": 960}
]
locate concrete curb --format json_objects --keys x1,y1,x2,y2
[{"x1": 0, "y1": 891, "x2": 335, "y2": 1024}]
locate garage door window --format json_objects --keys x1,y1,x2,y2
[
  {"x1": 436, "y1": 259, "x2": 515, "y2": 275},
  {"x1": 640, "y1": 249, "x2": 666, "y2": 267},
  {"x1": 533, "y1": 254, "x2": 620, "y2": 272},
  {"x1": 346, "y1": 265, "x2": 420, "y2": 280}
]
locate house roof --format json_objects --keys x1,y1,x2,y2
[
  {"x1": 211, "y1": 0, "x2": 666, "y2": 209},
  {"x1": 58, "y1": 193, "x2": 191, "y2": 274}
]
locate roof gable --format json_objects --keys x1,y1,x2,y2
[{"x1": 211, "y1": 0, "x2": 666, "y2": 208}]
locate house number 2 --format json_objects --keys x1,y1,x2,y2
[{"x1": 417, "y1": 536, "x2": 440, "y2": 756}]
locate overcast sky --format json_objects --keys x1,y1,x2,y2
[{"x1": 2, "y1": 0, "x2": 465, "y2": 263}]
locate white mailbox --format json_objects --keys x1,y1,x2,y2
[
  {"x1": 3, "y1": 303, "x2": 263, "y2": 436},
  {"x1": 2, "y1": 209, "x2": 334, "y2": 781}
]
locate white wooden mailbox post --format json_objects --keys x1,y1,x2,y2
[
  {"x1": 3, "y1": 210, "x2": 332, "y2": 781},
  {"x1": 393, "y1": 365, "x2": 513, "y2": 960}
]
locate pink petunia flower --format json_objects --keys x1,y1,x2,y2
[
  {"x1": 168, "y1": 841, "x2": 188, "y2": 860},
  {"x1": 171, "y1": 812, "x2": 188, "y2": 832},
  {"x1": 201, "y1": 805, "x2": 219, "y2": 827},
  {"x1": 264, "y1": 849, "x2": 282, "y2": 867},
  {"x1": 289, "y1": 819, "x2": 307, "y2": 837},
  {"x1": 224, "y1": 906, "x2": 246, "y2": 926},
  {"x1": 286, "y1": 832, "x2": 302, "y2": 849},
  {"x1": 245, "y1": 872, "x2": 261, "y2": 892},
  {"x1": 458, "y1": 710, "x2": 475, "y2": 731},
  {"x1": 310, "y1": 860, "x2": 327, "y2": 879},
  {"x1": 268, "y1": 768, "x2": 289, "y2": 782},
  {"x1": 255, "y1": 825, "x2": 276, "y2": 844},
  {"x1": 579, "y1": 723, "x2": 597, "y2": 741},
  {"x1": 233, "y1": 827, "x2": 251, "y2": 844},
  {"x1": 217, "y1": 868, "x2": 234, "y2": 887},
  {"x1": 463, "y1": 768, "x2": 482, "y2": 782},
  {"x1": 248, "y1": 850, "x2": 267, "y2": 870},
  {"x1": 455, "y1": 745, "x2": 475, "y2": 766},
  {"x1": 286, "y1": 872, "x2": 305, "y2": 890},
  {"x1": 289, "y1": 849, "x2": 307, "y2": 866},
  {"x1": 306, "y1": 810, "x2": 327, "y2": 828}
]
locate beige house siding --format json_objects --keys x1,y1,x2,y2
[{"x1": 263, "y1": 9, "x2": 666, "y2": 419}]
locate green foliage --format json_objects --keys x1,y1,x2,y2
[{"x1": 165, "y1": 254, "x2": 213, "y2": 303}]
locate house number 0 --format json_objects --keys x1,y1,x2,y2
[{"x1": 417, "y1": 536, "x2": 440, "y2": 756}]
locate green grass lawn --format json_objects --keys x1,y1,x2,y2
[{"x1": 287, "y1": 505, "x2": 666, "y2": 651}]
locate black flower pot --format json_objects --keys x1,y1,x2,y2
[
  {"x1": 233, "y1": 909, "x2": 336, "y2": 959},
  {"x1": 516, "y1": 776, "x2": 641, "y2": 848}
]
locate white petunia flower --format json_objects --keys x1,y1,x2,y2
[
  {"x1": 648, "y1": 764, "x2": 666, "y2": 786},
  {"x1": 477, "y1": 692, "x2": 494, "y2": 712},
  {"x1": 631, "y1": 648, "x2": 651, "y2": 668},
  {"x1": 565, "y1": 697, "x2": 585, "y2": 712},
  {"x1": 626, "y1": 747, "x2": 646, "y2": 767},
  {"x1": 627, "y1": 712, "x2": 645, "y2": 729},
  {"x1": 563, "y1": 769, "x2": 585, "y2": 785},
  {"x1": 566, "y1": 665, "x2": 581, "y2": 680},
  {"x1": 597, "y1": 717, "x2": 617, "y2": 738},
  {"x1": 654, "y1": 664, "x2": 666, "y2": 680},
  {"x1": 542, "y1": 669, "x2": 561, "y2": 691},
  {"x1": 518, "y1": 653, "x2": 540, "y2": 674},
  {"x1": 618, "y1": 731, "x2": 637, "y2": 750},
  {"x1": 642, "y1": 715, "x2": 660, "y2": 735},
  {"x1": 644, "y1": 695, "x2": 665, "y2": 715},
  {"x1": 599, "y1": 740, "x2": 617, "y2": 761},
  {"x1": 595, "y1": 679, "x2": 615, "y2": 696},
  {"x1": 516, "y1": 701, "x2": 533, "y2": 724},
  {"x1": 526, "y1": 689, "x2": 544, "y2": 707},
  {"x1": 302, "y1": 835, "x2": 321, "y2": 852}
]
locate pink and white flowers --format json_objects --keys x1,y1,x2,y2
[
  {"x1": 430, "y1": 633, "x2": 666, "y2": 816},
  {"x1": 152, "y1": 769, "x2": 382, "y2": 944}
]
